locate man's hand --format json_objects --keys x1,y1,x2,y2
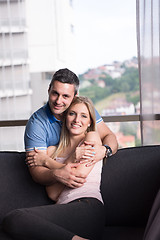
[
  {"x1": 75, "y1": 143, "x2": 95, "y2": 162},
  {"x1": 53, "y1": 162, "x2": 86, "y2": 188},
  {"x1": 26, "y1": 149, "x2": 47, "y2": 167},
  {"x1": 76, "y1": 141, "x2": 106, "y2": 167}
]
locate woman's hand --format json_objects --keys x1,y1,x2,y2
[
  {"x1": 75, "y1": 141, "x2": 106, "y2": 167},
  {"x1": 83, "y1": 141, "x2": 106, "y2": 166},
  {"x1": 74, "y1": 142, "x2": 96, "y2": 164},
  {"x1": 26, "y1": 149, "x2": 47, "y2": 167}
]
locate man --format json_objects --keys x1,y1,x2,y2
[{"x1": 25, "y1": 68, "x2": 118, "y2": 188}]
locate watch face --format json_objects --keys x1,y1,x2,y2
[{"x1": 107, "y1": 148, "x2": 112, "y2": 157}]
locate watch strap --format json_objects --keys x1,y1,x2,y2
[{"x1": 103, "y1": 145, "x2": 112, "y2": 158}]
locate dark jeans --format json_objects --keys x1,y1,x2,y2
[{"x1": 3, "y1": 197, "x2": 105, "y2": 240}]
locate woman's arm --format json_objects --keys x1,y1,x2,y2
[
  {"x1": 46, "y1": 131, "x2": 102, "y2": 202},
  {"x1": 46, "y1": 182, "x2": 65, "y2": 202},
  {"x1": 47, "y1": 131, "x2": 102, "y2": 202},
  {"x1": 26, "y1": 146, "x2": 66, "y2": 169}
]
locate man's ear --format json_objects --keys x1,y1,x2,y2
[
  {"x1": 48, "y1": 83, "x2": 51, "y2": 93},
  {"x1": 48, "y1": 87, "x2": 51, "y2": 94}
]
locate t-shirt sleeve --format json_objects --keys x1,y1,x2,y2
[
  {"x1": 24, "y1": 116, "x2": 47, "y2": 152},
  {"x1": 95, "y1": 108, "x2": 103, "y2": 124}
]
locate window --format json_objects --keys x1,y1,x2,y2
[
  {"x1": 74, "y1": 0, "x2": 140, "y2": 148},
  {"x1": 1, "y1": 0, "x2": 160, "y2": 150}
]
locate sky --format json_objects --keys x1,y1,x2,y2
[{"x1": 73, "y1": 0, "x2": 137, "y2": 74}]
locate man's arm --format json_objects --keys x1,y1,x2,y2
[
  {"x1": 97, "y1": 120, "x2": 118, "y2": 154},
  {"x1": 26, "y1": 150, "x2": 56, "y2": 185},
  {"x1": 26, "y1": 150, "x2": 86, "y2": 188}
]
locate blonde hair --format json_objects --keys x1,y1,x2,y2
[{"x1": 52, "y1": 96, "x2": 96, "y2": 159}]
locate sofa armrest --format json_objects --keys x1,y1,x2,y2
[{"x1": 0, "y1": 151, "x2": 53, "y2": 224}]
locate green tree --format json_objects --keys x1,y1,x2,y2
[
  {"x1": 99, "y1": 73, "x2": 113, "y2": 87},
  {"x1": 79, "y1": 66, "x2": 139, "y2": 105},
  {"x1": 79, "y1": 85, "x2": 110, "y2": 104}
]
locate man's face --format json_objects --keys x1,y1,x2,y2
[{"x1": 48, "y1": 80, "x2": 75, "y2": 119}]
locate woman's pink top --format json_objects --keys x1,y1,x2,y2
[{"x1": 56, "y1": 156, "x2": 103, "y2": 204}]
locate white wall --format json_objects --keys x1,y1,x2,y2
[{"x1": 26, "y1": 0, "x2": 76, "y2": 73}]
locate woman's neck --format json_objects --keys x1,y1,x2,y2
[
  {"x1": 70, "y1": 134, "x2": 85, "y2": 147},
  {"x1": 59, "y1": 134, "x2": 86, "y2": 158}
]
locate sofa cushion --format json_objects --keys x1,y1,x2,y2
[
  {"x1": 0, "y1": 151, "x2": 53, "y2": 224},
  {"x1": 101, "y1": 145, "x2": 160, "y2": 227},
  {"x1": 0, "y1": 226, "x2": 12, "y2": 240},
  {"x1": 102, "y1": 226, "x2": 144, "y2": 240}
]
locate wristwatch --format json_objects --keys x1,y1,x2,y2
[{"x1": 103, "y1": 145, "x2": 112, "y2": 158}]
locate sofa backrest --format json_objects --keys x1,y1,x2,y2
[{"x1": 101, "y1": 145, "x2": 160, "y2": 227}]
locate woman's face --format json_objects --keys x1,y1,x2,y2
[{"x1": 66, "y1": 103, "x2": 91, "y2": 136}]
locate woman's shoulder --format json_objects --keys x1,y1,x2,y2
[
  {"x1": 86, "y1": 131, "x2": 100, "y2": 139},
  {"x1": 84, "y1": 131, "x2": 101, "y2": 145}
]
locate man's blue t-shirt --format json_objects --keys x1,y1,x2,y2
[{"x1": 24, "y1": 102, "x2": 103, "y2": 151}]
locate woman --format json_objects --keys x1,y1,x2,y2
[{"x1": 3, "y1": 96, "x2": 105, "y2": 240}]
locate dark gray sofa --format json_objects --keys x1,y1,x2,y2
[{"x1": 1, "y1": 145, "x2": 160, "y2": 239}]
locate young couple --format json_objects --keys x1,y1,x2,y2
[{"x1": 2, "y1": 68, "x2": 118, "y2": 240}]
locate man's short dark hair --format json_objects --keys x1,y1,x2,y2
[{"x1": 49, "y1": 68, "x2": 79, "y2": 95}]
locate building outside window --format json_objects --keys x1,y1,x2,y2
[{"x1": 0, "y1": 0, "x2": 75, "y2": 150}]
